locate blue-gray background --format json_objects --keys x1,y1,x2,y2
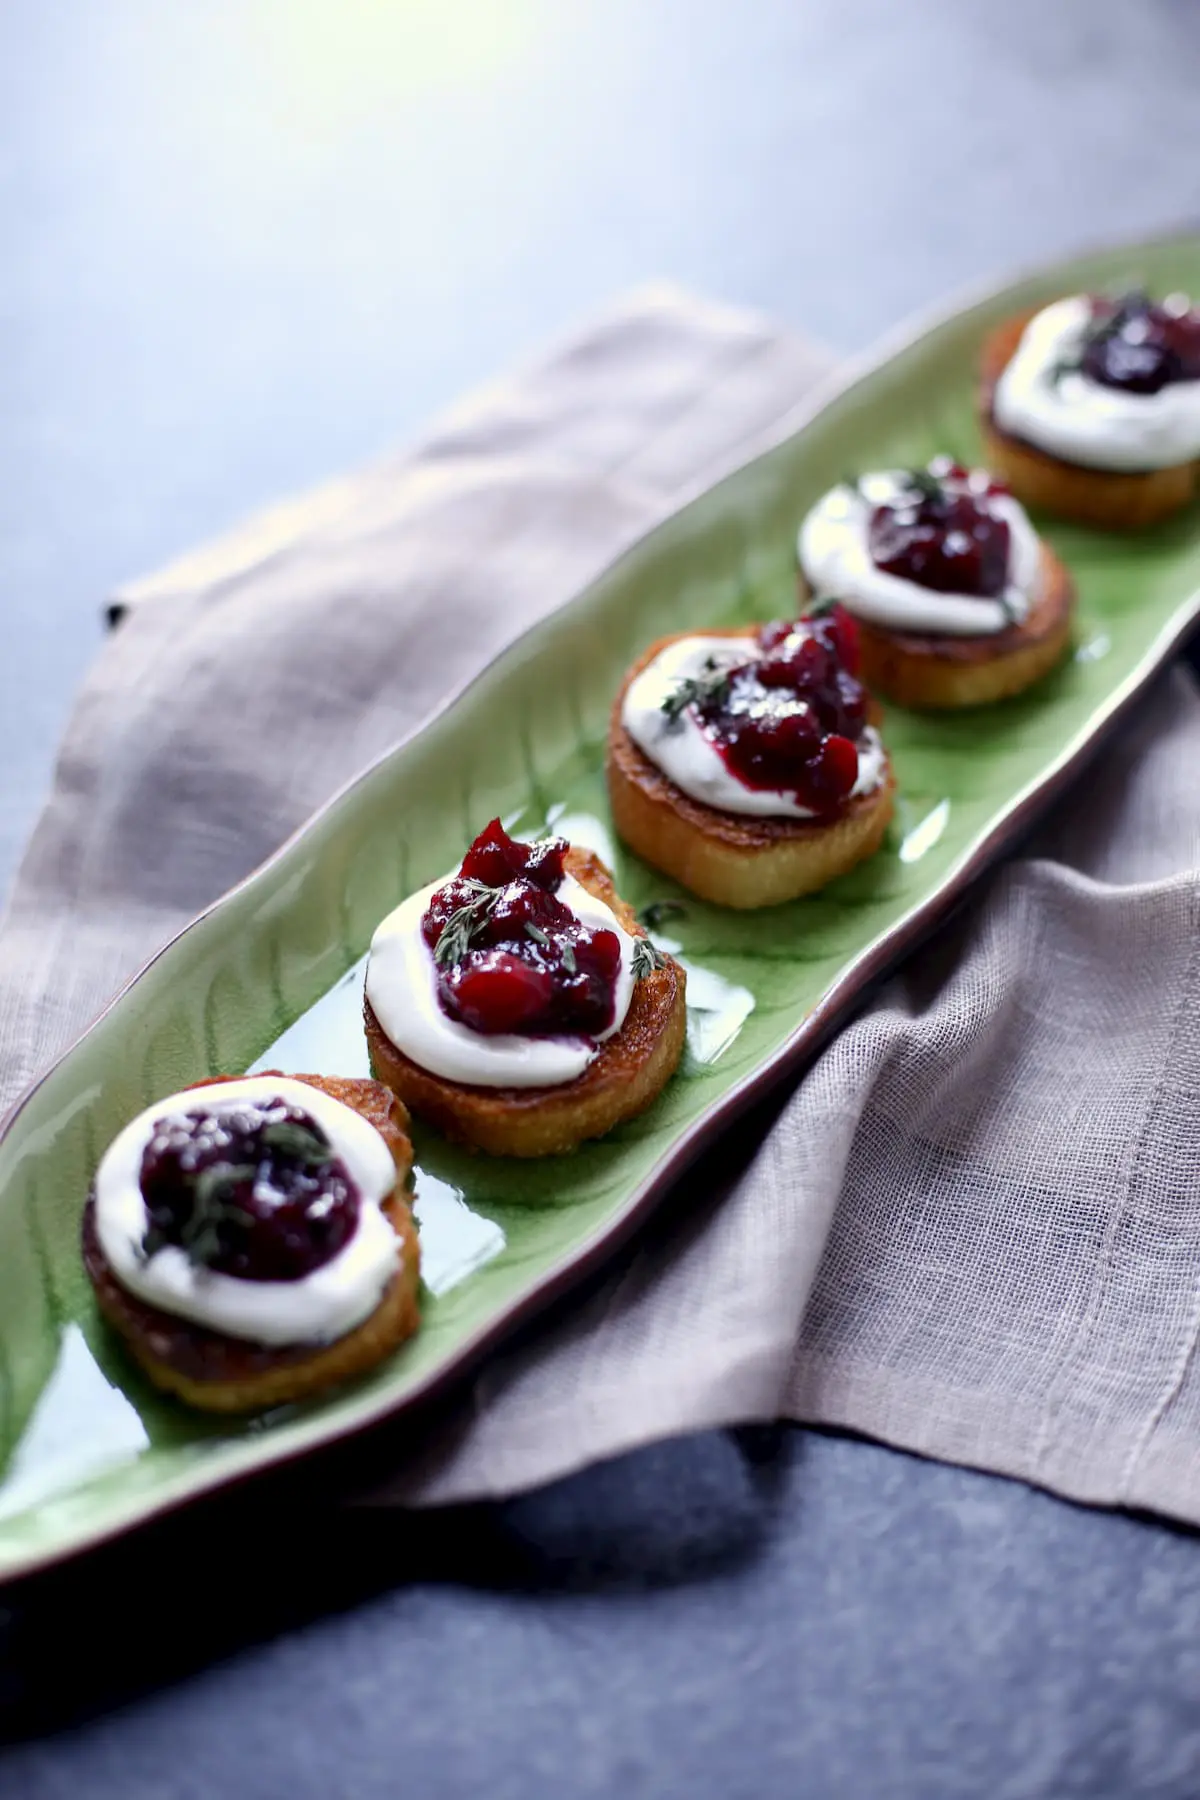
[{"x1": 3, "y1": 3, "x2": 1200, "y2": 1795}]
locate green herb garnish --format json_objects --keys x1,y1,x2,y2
[
  {"x1": 803, "y1": 593, "x2": 841, "y2": 619},
  {"x1": 631, "y1": 938, "x2": 668, "y2": 980},
  {"x1": 258, "y1": 1119, "x2": 333, "y2": 1170},
  {"x1": 660, "y1": 655, "x2": 735, "y2": 725},
  {"x1": 901, "y1": 466, "x2": 945, "y2": 503},
  {"x1": 524, "y1": 918, "x2": 577, "y2": 973},
  {"x1": 433, "y1": 878, "x2": 501, "y2": 967}
]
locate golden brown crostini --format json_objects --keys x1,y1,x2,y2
[
  {"x1": 607, "y1": 625, "x2": 895, "y2": 909},
  {"x1": 82, "y1": 1073, "x2": 420, "y2": 1413},
  {"x1": 981, "y1": 310, "x2": 1200, "y2": 529},
  {"x1": 799, "y1": 543, "x2": 1075, "y2": 711}
]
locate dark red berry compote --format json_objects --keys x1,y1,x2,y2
[
  {"x1": 866, "y1": 459, "x2": 1013, "y2": 598},
  {"x1": 138, "y1": 1097, "x2": 359, "y2": 1280},
  {"x1": 421, "y1": 820, "x2": 623, "y2": 1038},
  {"x1": 1077, "y1": 292, "x2": 1200, "y2": 395},
  {"x1": 658, "y1": 605, "x2": 871, "y2": 815}
]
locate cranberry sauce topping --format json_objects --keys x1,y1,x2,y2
[
  {"x1": 138, "y1": 1098, "x2": 360, "y2": 1281},
  {"x1": 663, "y1": 605, "x2": 868, "y2": 814},
  {"x1": 866, "y1": 460, "x2": 1013, "y2": 599},
  {"x1": 421, "y1": 819, "x2": 622, "y2": 1039},
  {"x1": 1076, "y1": 292, "x2": 1200, "y2": 395}
]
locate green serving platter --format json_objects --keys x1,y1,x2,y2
[{"x1": 3, "y1": 231, "x2": 1200, "y2": 1582}]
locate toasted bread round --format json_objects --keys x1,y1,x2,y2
[
  {"x1": 798, "y1": 542, "x2": 1075, "y2": 711},
  {"x1": 82, "y1": 1073, "x2": 420, "y2": 1413},
  {"x1": 365, "y1": 848, "x2": 687, "y2": 1158},
  {"x1": 606, "y1": 629, "x2": 896, "y2": 909},
  {"x1": 980, "y1": 310, "x2": 1199, "y2": 529}
]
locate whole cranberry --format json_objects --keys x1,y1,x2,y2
[
  {"x1": 442, "y1": 950, "x2": 556, "y2": 1034},
  {"x1": 575, "y1": 927, "x2": 621, "y2": 980},
  {"x1": 761, "y1": 705, "x2": 824, "y2": 763},
  {"x1": 804, "y1": 735, "x2": 860, "y2": 808},
  {"x1": 830, "y1": 670, "x2": 868, "y2": 738},
  {"x1": 522, "y1": 836, "x2": 569, "y2": 889},
  {"x1": 757, "y1": 634, "x2": 832, "y2": 693},
  {"x1": 1081, "y1": 293, "x2": 1200, "y2": 394},
  {"x1": 480, "y1": 880, "x2": 570, "y2": 947},
  {"x1": 1159, "y1": 304, "x2": 1200, "y2": 380},
  {"x1": 551, "y1": 927, "x2": 623, "y2": 1035},
  {"x1": 809, "y1": 603, "x2": 861, "y2": 676},
  {"x1": 459, "y1": 817, "x2": 528, "y2": 886}
]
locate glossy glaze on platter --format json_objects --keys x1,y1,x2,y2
[{"x1": 2, "y1": 231, "x2": 1200, "y2": 1581}]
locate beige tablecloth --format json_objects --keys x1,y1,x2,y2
[{"x1": 3, "y1": 285, "x2": 1199, "y2": 1523}]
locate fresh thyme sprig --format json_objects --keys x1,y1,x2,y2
[
  {"x1": 433, "y1": 878, "x2": 501, "y2": 967},
  {"x1": 523, "y1": 920, "x2": 577, "y2": 973},
  {"x1": 803, "y1": 593, "x2": 840, "y2": 619},
  {"x1": 901, "y1": 466, "x2": 945, "y2": 503},
  {"x1": 258, "y1": 1119, "x2": 333, "y2": 1170},
  {"x1": 631, "y1": 937, "x2": 668, "y2": 980},
  {"x1": 844, "y1": 466, "x2": 949, "y2": 508},
  {"x1": 660, "y1": 655, "x2": 735, "y2": 726}
]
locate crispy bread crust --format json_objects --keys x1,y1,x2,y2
[
  {"x1": 365, "y1": 848, "x2": 687, "y2": 1158},
  {"x1": 82, "y1": 1073, "x2": 420, "y2": 1413},
  {"x1": 605, "y1": 628, "x2": 895, "y2": 908},
  {"x1": 979, "y1": 309, "x2": 1198, "y2": 528},
  {"x1": 797, "y1": 543, "x2": 1075, "y2": 711}
]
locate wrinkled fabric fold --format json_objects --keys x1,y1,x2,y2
[{"x1": 2, "y1": 284, "x2": 1199, "y2": 1524}]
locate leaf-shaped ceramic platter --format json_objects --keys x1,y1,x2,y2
[{"x1": 3, "y1": 232, "x2": 1200, "y2": 1582}]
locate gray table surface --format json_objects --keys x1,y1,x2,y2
[{"x1": 4, "y1": 3, "x2": 1200, "y2": 1795}]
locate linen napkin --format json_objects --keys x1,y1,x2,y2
[{"x1": 3, "y1": 285, "x2": 1199, "y2": 1526}]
